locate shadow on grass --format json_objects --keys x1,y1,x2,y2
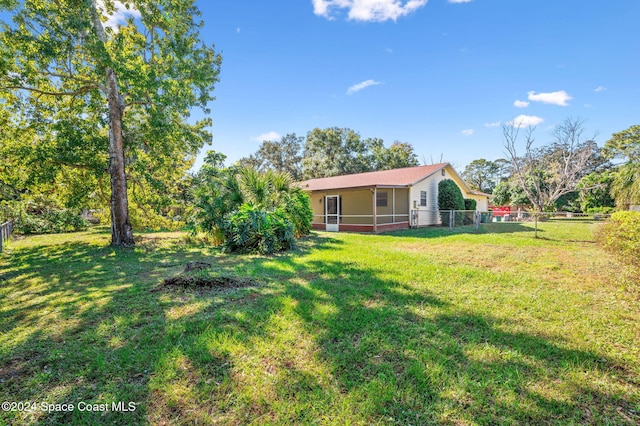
[
  {"x1": 249, "y1": 258, "x2": 636, "y2": 424},
  {"x1": 0, "y1": 231, "x2": 637, "y2": 424},
  {"x1": 0, "y1": 233, "x2": 217, "y2": 424},
  {"x1": 386, "y1": 222, "x2": 544, "y2": 239},
  {"x1": 0, "y1": 231, "x2": 342, "y2": 424}
]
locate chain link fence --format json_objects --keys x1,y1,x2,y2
[{"x1": 1, "y1": 220, "x2": 14, "y2": 253}]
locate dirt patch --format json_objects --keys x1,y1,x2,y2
[
  {"x1": 159, "y1": 262, "x2": 260, "y2": 290},
  {"x1": 162, "y1": 274, "x2": 258, "y2": 289}
]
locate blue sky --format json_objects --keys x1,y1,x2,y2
[{"x1": 105, "y1": 1, "x2": 640, "y2": 170}]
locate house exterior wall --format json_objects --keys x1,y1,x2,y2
[
  {"x1": 303, "y1": 165, "x2": 487, "y2": 231},
  {"x1": 308, "y1": 187, "x2": 410, "y2": 231},
  {"x1": 467, "y1": 194, "x2": 489, "y2": 211},
  {"x1": 408, "y1": 167, "x2": 489, "y2": 226},
  {"x1": 409, "y1": 168, "x2": 451, "y2": 226}
]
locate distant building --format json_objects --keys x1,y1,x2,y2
[{"x1": 297, "y1": 163, "x2": 490, "y2": 232}]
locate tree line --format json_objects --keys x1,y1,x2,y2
[
  {"x1": 238, "y1": 127, "x2": 420, "y2": 181},
  {"x1": 460, "y1": 119, "x2": 639, "y2": 213},
  {"x1": 2, "y1": 3, "x2": 638, "y2": 247}
]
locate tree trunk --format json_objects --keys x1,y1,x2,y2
[
  {"x1": 89, "y1": 0, "x2": 134, "y2": 246},
  {"x1": 106, "y1": 68, "x2": 134, "y2": 246}
]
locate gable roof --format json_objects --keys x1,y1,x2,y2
[
  {"x1": 297, "y1": 163, "x2": 449, "y2": 192},
  {"x1": 469, "y1": 189, "x2": 492, "y2": 197}
]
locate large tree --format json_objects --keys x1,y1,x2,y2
[
  {"x1": 503, "y1": 118, "x2": 598, "y2": 212},
  {"x1": 373, "y1": 141, "x2": 419, "y2": 170},
  {"x1": 301, "y1": 127, "x2": 419, "y2": 179},
  {"x1": 462, "y1": 159, "x2": 499, "y2": 194},
  {"x1": 604, "y1": 124, "x2": 640, "y2": 207},
  {"x1": 302, "y1": 127, "x2": 371, "y2": 179},
  {"x1": 239, "y1": 133, "x2": 304, "y2": 180},
  {"x1": 0, "y1": 0, "x2": 221, "y2": 246}
]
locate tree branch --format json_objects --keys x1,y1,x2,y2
[{"x1": 1, "y1": 84, "x2": 101, "y2": 97}]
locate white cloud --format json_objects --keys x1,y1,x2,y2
[
  {"x1": 527, "y1": 90, "x2": 572, "y2": 106},
  {"x1": 594, "y1": 86, "x2": 606, "y2": 92},
  {"x1": 252, "y1": 131, "x2": 282, "y2": 142},
  {"x1": 514, "y1": 100, "x2": 530, "y2": 108},
  {"x1": 461, "y1": 129, "x2": 474, "y2": 136},
  {"x1": 484, "y1": 121, "x2": 501, "y2": 128},
  {"x1": 313, "y1": 0, "x2": 428, "y2": 22},
  {"x1": 509, "y1": 115, "x2": 544, "y2": 128},
  {"x1": 97, "y1": 0, "x2": 141, "y2": 29},
  {"x1": 448, "y1": 0, "x2": 473, "y2": 3},
  {"x1": 347, "y1": 79, "x2": 381, "y2": 95}
]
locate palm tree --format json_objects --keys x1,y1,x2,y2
[
  {"x1": 611, "y1": 164, "x2": 640, "y2": 209},
  {"x1": 236, "y1": 167, "x2": 293, "y2": 210}
]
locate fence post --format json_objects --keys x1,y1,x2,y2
[{"x1": 0, "y1": 220, "x2": 13, "y2": 253}]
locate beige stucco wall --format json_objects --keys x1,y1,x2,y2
[
  {"x1": 308, "y1": 187, "x2": 410, "y2": 226},
  {"x1": 408, "y1": 166, "x2": 489, "y2": 226}
]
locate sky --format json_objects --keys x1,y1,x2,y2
[{"x1": 82, "y1": 0, "x2": 640, "y2": 171}]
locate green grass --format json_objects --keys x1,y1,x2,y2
[{"x1": 0, "y1": 223, "x2": 638, "y2": 425}]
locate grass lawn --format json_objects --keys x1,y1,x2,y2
[{"x1": 0, "y1": 222, "x2": 638, "y2": 425}]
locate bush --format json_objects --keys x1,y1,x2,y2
[
  {"x1": 464, "y1": 199, "x2": 477, "y2": 211},
  {"x1": 438, "y1": 179, "x2": 465, "y2": 210},
  {"x1": 585, "y1": 206, "x2": 616, "y2": 214},
  {"x1": 223, "y1": 204, "x2": 295, "y2": 254},
  {"x1": 189, "y1": 161, "x2": 312, "y2": 252},
  {"x1": 438, "y1": 179, "x2": 465, "y2": 226},
  {"x1": 596, "y1": 211, "x2": 640, "y2": 270},
  {"x1": 0, "y1": 199, "x2": 88, "y2": 234},
  {"x1": 283, "y1": 190, "x2": 313, "y2": 237}
]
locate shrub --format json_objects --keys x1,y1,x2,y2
[
  {"x1": 190, "y1": 160, "x2": 312, "y2": 252},
  {"x1": 0, "y1": 199, "x2": 88, "y2": 234},
  {"x1": 438, "y1": 179, "x2": 465, "y2": 210},
  {"x1": 283, "y1": 189, "x2": 313, "y2": 237},
  {"x1": 464, "y1": 199, "x2": 477, "y2": 211},
  {"x1": 223, "y1": 204, "x2": 295, "y2": 254},
  {"x1": 462, "y1": 199, "x2": 477, "y2": 225},
  {"x1": 585, "y1": 206, "x2": 616, "y2": 214},
  {"x1": 438, "y1": 179, "x2": 465, "y2": 226},
  {"x1": 595, "y1": 211, "x2": 640, "y2": 271}
]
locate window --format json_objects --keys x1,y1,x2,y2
[
  {"x1": 420, "y1": 191, "x2": 427, "y2": 207},
  {"x1": 376, "y1": 191, "x2": 388, "y2": 207}
]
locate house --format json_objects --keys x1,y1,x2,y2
[{"x1": 297, "y1": 163, "x2": 490, "y2": 232}]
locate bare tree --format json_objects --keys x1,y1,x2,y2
[{"x1": 503, "y1": 118, "x2": 597, "y2": 212}]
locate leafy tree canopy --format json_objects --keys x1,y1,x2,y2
[
  {"x1": 604, "y1": 125, "x2": 640, "y2": 206},
  {"x1": 604, "y1": 125, "x2": 640, "y2": 162},
  {"x1": 462, "y1": 159, "x2": 499, "y2": 194},
  {"x1": 240, "y1": 127, "x2": 419, "y2": 180},
  {"x1": 0, "y1": 0, "x2": 221, "y2": 240},
  {"x1": 491, "y1": 179, "x2": 532, "y2": 207},
  {"x1": 239, "y1": 134, "x2": 304, "y2": 180}
]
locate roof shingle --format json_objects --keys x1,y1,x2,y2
[{"x1": 297, "y1": 163, "x2": 448, "y2": 191}]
